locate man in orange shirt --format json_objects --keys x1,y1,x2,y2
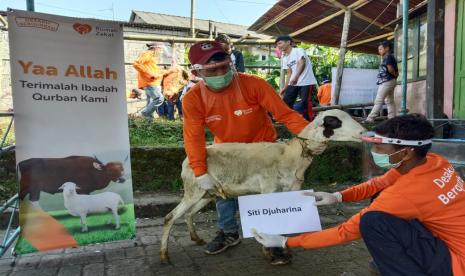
[
  {"x1": 133, "y1": 43, "x2": 165, "y2": 120},
  {"x1": 317, "y1": 79, "x2": 332, "y2": 106},
  {"x1": 183, "y1": 41, "x2": 309, "y2": 265},
  {"x1": 253, "y1": 114, "x2": 465, "y2": 275}
]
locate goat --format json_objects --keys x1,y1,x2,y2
[
  {"x1": 160, "y1": 109, "x2": 366, "y2": 262},
  {"x1": 59, "y1": 182, "x2": 124, "y2": 232}
]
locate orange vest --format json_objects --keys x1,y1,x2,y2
[
  {"x1": 182, "y1": 73, "x2": 308, "y2": 176},
  {"x1": 132, "y1": 51, "x2": 162, "y2": 88},
  {"x1": 317, "y1": 83, "x2": 332, "y2": 105},
  {"x1": 287, "y1": 153, "x2": 465, "y2": 275}
]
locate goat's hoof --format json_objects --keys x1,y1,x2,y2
[
  {"x1": 195, "y1": 239, "x2": 206, "y2": 245},
  {"x1": 160, "y1": 252, "x2": 170, "y2": 265},
  {"x1": 261, "y1": 246, "x2": 273, "y2": 261}
]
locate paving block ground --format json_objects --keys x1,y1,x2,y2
[{"x1": 0, "y1": 198, "x2": 375, "y2": 276}]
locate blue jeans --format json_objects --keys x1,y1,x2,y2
[
  {"x1": 283, "y1": 85, "x2": 314, "y2": 121},
  {"x1": 216, "y1": 198, "x2": 239, "y2": 233},
  {"x1": 157, "y1": 101, "x2": 176, "y2": 120},
  {"x1": 360, "y1": 211, "x2": 451, "y2": 276},
  {"x1": 142, "y1": 86, "x2": 163, "y2": 118}
]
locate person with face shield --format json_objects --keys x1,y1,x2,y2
[
  {"x1": 252, "y1": 114, "x2": 465, "y2": 275},
  {"x1": 182, "y1": 41, "x2": 310, "y2": 265}
]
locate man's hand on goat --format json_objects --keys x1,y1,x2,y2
[
  {"x1": 305, "y1": 140, "x2": 328, "y2": 155},
  {"x1": 303, "y1": 191, "x2": 342, "y2": 206},
  {"x1": 196, "y1": 173, "x2": 217, "y2": 191},
  {"x1": 196, "y1": 174, "x2": 227, "y2": 199},
  {"x1": 251, "y1": 228, "x2": 287, "y2": 248}
]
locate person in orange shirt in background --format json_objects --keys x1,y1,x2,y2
[
  {"x1": 183, "y1": 41, "x2": 309, "y2": 265},
  {"x1": 133, "y1": 43, "x2": 165, "y2": 120},
  {"x1": 253, "y1": 114, "x2": 465, "y2": 275},
  {"x1": 317, "y1": 79, "x2": 332, "y2": 106}
]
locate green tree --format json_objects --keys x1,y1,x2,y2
[{"x1": 299, "y1": 43, "x2": 379, "y2": 83}]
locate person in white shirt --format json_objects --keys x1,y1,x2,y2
[{"x1": 276, "y1": 35, "x2": 317, "y2": 121}]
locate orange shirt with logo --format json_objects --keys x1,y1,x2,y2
[
  {"x1": 287, "y1": 153, "x2": 465, "y2": 275},
  {"x1": 182, "y1": 73, "x2": 309, "y2": 177},
  {"x1": 133, "y1": 51, "x2": 162, "y2": 88},
  {"x1": 317, "y1": 83, "x2": 332, "y2": 106}
]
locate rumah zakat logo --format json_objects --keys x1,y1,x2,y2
[
  {"x1": 234, "y1": 110, "x2": 243, "y2": 116},
  {"x1": 73, "y1": 23, "x2": 92, "y2": 35}
]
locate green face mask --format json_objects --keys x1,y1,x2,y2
[
  {"x1": 371, "y1": 149, "x2": 406, "y2": 169},
  {"x1": 204, "y1": 70, "x2": 234, "y2": 90}
]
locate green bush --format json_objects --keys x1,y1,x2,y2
[{"x1": 129, "y1": 118, "x2": 214, "y2": 146}]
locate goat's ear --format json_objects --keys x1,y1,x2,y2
[
  {"x1": 322, "y1": 116, "x2": 342, "y2": 138},
  {"x1": 58, "y1": 184, "x2": 64, "y2": 190},
  {"x1": 93, "y1": 162, "x2": 103, "y2": 170},
  {"x1": 75, "y1": 186, "x2": 81, "y2": 190}
]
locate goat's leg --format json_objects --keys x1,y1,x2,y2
[
  {"x1": 80, "y1": 214, "x2": 88, "y2": 232},
  {"x1": 184, "y1": 198, "x2": 212, "y2": 245},
  {"x1": 112, "y1": 208, "x2": 120, "y2": 229},
  {"x1": 160, "y1": 197, "x2": 198, "y2": 264}
]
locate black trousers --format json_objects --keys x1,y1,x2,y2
[
  {"x1": 283, "y1": 85, "x2": 314, "y2": 121},
  {"x1": 360, "y1": 211, "x2": 452, "y2": 276}
]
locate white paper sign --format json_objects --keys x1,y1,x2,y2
[
  {"x1": 331, "y1": 67, "x2": 379, "y2": 105},
  {"x1": 238, "y1": 190, "x2": 322, "y2": 238}
]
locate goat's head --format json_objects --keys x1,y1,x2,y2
[
  {"x1": 58, "y1": 182, "x2": 80, "y2": 196},
  {"x1": 299, "y1": 109, "x2": 366, "y2": 142}
]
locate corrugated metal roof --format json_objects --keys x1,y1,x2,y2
[
  {"x1": 249, "y1": 0, "x2": 426, "y2": 53},
  {"x1": 130, "y1": 10, "x2": 271, "y2": 39}
]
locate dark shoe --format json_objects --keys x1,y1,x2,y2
[
  {"x1": 204, "y1": 231, "x2": 240, "y2": 255},
  {"x1": 141, "y1": 111, "x2": 152, "y2": 120},
  {"x1": 368, "y1": 259, "x2": 381, "y2": 275},
  {"x1": 269, "y1": 247, "x2": 292, "y2": 266},
  {"x1": 362, "y1": 118, "x2": 374, "y2": 124}
]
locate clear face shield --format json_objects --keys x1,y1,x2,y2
[
  {"x1": 361, "y1": 131, "x2": 433, "y2": 169},
  {"x1": 361, "y1": 131, "x2": 433, "y2": 146}
]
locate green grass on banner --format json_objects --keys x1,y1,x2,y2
[{"x1": 15, "y1": 204, "x2": 135, "y2": 254}]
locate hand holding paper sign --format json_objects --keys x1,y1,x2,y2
[
  {"x1": 303, "y1": 191, "x2": 342, "y2": 206},
  {"x1": 251, "y1": 228, "x2": 287, "y2": 248}
]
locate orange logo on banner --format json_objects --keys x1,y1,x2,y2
[{"x1": 73, "y1": 23, "x2": 92, "y2": 34}]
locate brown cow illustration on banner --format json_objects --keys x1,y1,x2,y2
[{"x1": 18, "y1": 155, "x2": 126, "y2": 208}]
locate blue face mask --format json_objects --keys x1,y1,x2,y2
[{"x1": 371, "y1": 148, "x2": 407, "y2": 169}]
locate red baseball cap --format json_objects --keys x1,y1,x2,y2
[{"x1": 189, "y1": 41, "x2": 227, "y2": 66}]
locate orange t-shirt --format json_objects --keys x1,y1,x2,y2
[
  {"x1": 182, "y1": 73, "x2": 309, "y2": 176},
  {"x1": 132, "y1": 51, "x2": 162, "y2": 88},
  {"x1": 317, "y1": 83, "x2": 332, "y2": 105},
  {"x1": 287, "y1": 153, "x2": 465, "y2": 275}
]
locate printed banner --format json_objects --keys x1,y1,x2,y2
[
  {"x1": 238, "y1": 190, "x2": 322, "y2": 238},
  {"x1": 8, "y1": 10, "x2": 135, "y2": 254}
]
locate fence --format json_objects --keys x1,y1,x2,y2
[{"x1": 0, "y1": 112, "x2": 18, "y2": 258}]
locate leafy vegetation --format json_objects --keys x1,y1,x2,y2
[{"x1": 242, "y1": 44, "x2": 379, "y2": 92}]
